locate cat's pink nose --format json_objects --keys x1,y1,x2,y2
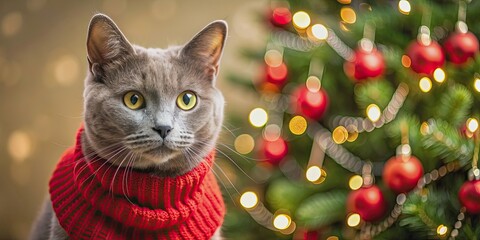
[{"x1": 153, "y1": 125, "x2": 172, "y2": 139}]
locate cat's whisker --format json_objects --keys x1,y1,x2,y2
[
  {"x1": 182, "y1": 148, "x2": 237, "y2": 206},
  {"x1": 189, "y1": 143, "x2": 259, "y2": 184},
  {"x1": 79, "y1": 146, "x2": 128, "y2": 189},
  {"x1": 110, "y1": 151, "x2": 133, "y2": 196},
  {"x1": 123, "y1": 152, "x2": 139, "y2": 205}
]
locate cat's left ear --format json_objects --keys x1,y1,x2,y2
[{"x1": 181, "y1": 20, "x2": 228, "y2": 79}]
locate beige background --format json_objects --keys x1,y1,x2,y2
[{"x1": 0, "y1": 0, "x2": 265, "y2": 238}]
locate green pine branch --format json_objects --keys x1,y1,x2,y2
[{"x1": 294, "y1": 190, "x2": 347, "y2": 228}]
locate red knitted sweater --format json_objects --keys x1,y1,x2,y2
[{"x1": 49, "y1": 128, "x2": 225, "y2": 239}]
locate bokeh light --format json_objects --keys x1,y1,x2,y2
[
  {"x1": 340, "y1": 7, "x2": 356, "y2": 24},
  {"x1": 433, "y1": 68, "x2": 445, "y2": 83},
  {"x1": 349, "y1": 175, "x2": 363, "y2": 190},
  {"x1": 292, "y1": 11, "x2": 311, "y2": 29},
  {"x1": 8, "y1": 130, "x2": 32, "y2": 162},
  {"x1": 234, "y1": 134, "x2": 255, "y2": 154},
  {"x1": 398, "y1": 0, "x2": 411, "y2": 15},
  {"x1": 240, "y1": 191, "x2": 258, "y2": 209},
  {"x1": 289, "y1": 115, "x2": 307, "y2": 135},
  {"x1": 2, "y1": 12, "x2": 23, "y2": 37},
  {"x1": 467, "y1": 118, "x2": 479, "y2": 132},
  {"x1": 306, "y1": 76, "x2": 321, "y2": 92},
  {"x1": 366, "y1": 104, "x2": 381, "y2": 122},
  {"x1": 401, "y1": 55, "x2": 411, "y2": 68},
  {"x1": 249, "y1": 108, "x2": 268, "y2": 127},
  {"x1": 337, "y1": 0, "x2": 351, "y2": 4},
  {"x1": 419, "y1": 77, "x2": 433, "y2": 92},
  {"x1": 474, "y1": 77, "x2": 480, "y2": 92},
  {"x1": 273, "y1": 214, "x2": 292, "y2": 230},
  {"x1": 54, "y1": 55, "x2": 79, "y2": 86},
  {"x1": 305, "y1": 166, "x2": 327, "y2": 184},
  {"x1": 437, "y1": 224, "x2": 448, "y2": 236},
  {"x1": 347, "y1": 213, "x2": 361, "y2": 227},
  {"x1": 263, "y1": 124, "x2": 282, "y2": 141},
  {"x1": 264, "y1": 49, "x2": 283, "y2": 67},
  {"x1": 420, "y1": 122, "x2": 430, "y2": 135},
  {"x1": 310, "y1": 24, "x2": 328, "y2": 40},
  {"x1": 332, "y1": 126, "x2": 348, "y2": 144}
]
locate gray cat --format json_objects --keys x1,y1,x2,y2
[{"x1": 30, "y1": 14, "x2": 227, "y2": 239}]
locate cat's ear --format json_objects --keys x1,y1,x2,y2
[
  {"x1": 182, "y1": 20, "x2": 228, "y2": 78},
  {"x1": 86, "y1": 14, "x2": 134, "y2": 73}
]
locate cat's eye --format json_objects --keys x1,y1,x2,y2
[
  {"x1": 123, "y1": 91, "x2": 145, "y2": 110},
  {"x1": 176, "y1": 91, "x2": 197, "y2": 111}
]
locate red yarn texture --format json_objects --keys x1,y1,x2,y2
[{"x1": 49, "y1": 128, "x2": 225, "y2": 239}]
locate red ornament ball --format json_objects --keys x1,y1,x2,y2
[
  {"x1": 406, "y1": 40, "x2": 445, "y2": 75},
  {"x1": 270, "y1": 7, "x2": 292, "y2": 27},
  {"x1": 347, "y1": 185, "x2": 387, "y2": 222},
  {"x1": 260, "y1": 137, "x2": 288, "y2": 165},
  {"x1": 383, "y1": 155, "x2": 424, "y2": 193},
  {"x1": 263, "y1": 62, "x2": 288, "y2": 91},
  {"x1": 459, "y1": 179, "x2": 480, "y2": 214},
  {"x1": 291, "y1": 86, "x2": 329, "y2": 120},
  {"x1": 444, "y1": 31, "x2": 479, "y2": 65},
  {"x1": 344, "y1": 48, "x2": 385, "y2": 81}
]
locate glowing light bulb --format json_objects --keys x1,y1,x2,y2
[
  {"x1": 289, "y1": 115, "x2": 307, "y2": 135},
  {"x1": 311, "y1": 24, "x2": 328, "y2": 40},
  {"x1": 234, "y1": 134, "x2": 255, "y2": 154},
  {"x1": 340, "y1": 7, "x2": 356, "y2": 24},
  {"x1": 437, "y1": 224, "x2": 448, "y2": 236},
  {"x1": 264, "y1": 49, "x2": 283, "y2": 67},
  {"x1": 433, "y1": 68, "x2": 446, "y2": 83},
  {"x1": 398, "y1": 0, "x2": 411, "y2": 15},
  {"x1": 292, "y1": 11, "x2": 311, "y2": 29},
  {"x1": 474, "y1": 78, "x2": 480, "y2": 92},
  {"x1": 467, "y1": 118, "x2": 479, "y2": 132},
  {"x1": 240, "y1": 191, "x2": 258, "y2": 209},
  {"x1": 366, "y1": 104, "x2": 381, "y2": 122},
  {"x1": 249, "y1": 108, "x2": 268, "y2": 127},
  {"x1": 349, "y1": 175, "x2": 363, "y2": 190},
  {"x1": 273, "y1": 214, "x2": 292, "y2": 230},
  {"x1": 419, "y1": 77, "x2": 432, "y2": 92},
  {"x1": 347, "y1": 213, "x2": 361, "y2": 227}
]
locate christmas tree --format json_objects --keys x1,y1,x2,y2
[{"x1": 221, "y1": 0, "x2": 480, "y2": 239}]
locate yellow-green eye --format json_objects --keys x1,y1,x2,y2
[
  {"x1": 123, "y1": 91, "x2": 145, "y2": 110},
  {"x1": 177, "y1": 91, "x2": 197, "y2": 111}
]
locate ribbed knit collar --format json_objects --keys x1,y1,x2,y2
[{"x1": 49, "y1": 128, "x2": 225, "y2": 239}]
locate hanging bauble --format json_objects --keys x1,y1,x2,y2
[
  {"x1": 347, "y1": 185, "x2": 387, "y2": 222},
  {"x1": 383, "y1": 155, "x2": 423, "y2": 193},
  {"x1": 406, "y1": 39, "x2": 445, "y2": 75},
  {"x1": 459, "y1": 179, "x2": 480, "y2": 214},
  {"x1": 260, "y1": 137, "x2": 288, "y2": 165},
  {"x1": 303, "y1": 230, "x2": 319, "y2": 240},
  {"x1": 291, "y1": 86, "x2": 329, "y2": 120},
  {"x1": 270, "y1": 7, "x2": 292, "y2": 27},
  {"x1": 262, "y1": 62, "x2": 288, "y2": 92},
  {"x1": 444, "y1": 29, "x2": 479, "y2": 65},
  {"x1": 344, "y1": 45, "x2": 385, "y2": 81}
]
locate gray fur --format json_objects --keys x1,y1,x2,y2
[{"x1": 31, "y1": 14, "x2": 227, "y2": 239}]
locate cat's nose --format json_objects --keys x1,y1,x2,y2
[{"x1": 152, "y1": 125, "x2": 172, "y2": 139}]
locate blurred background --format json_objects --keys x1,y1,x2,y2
[
  {"x1": 4, "y1": 0, "x2": 480, "y2": 239},
  {"x1": 0, "y1": 0, "x2": 266, "y2": 238}
]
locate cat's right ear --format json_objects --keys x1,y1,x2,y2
[{"x1": 86, "y1": 14, "x2": 134, "y2": 75}]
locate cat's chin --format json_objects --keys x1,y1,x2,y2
[{"x1": 132, "y1": 148, "x2": 182, "y2": 169}]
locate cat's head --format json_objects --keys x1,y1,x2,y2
[{"x1": 82, "y1": 14, "x2": 227, "y2": 176}]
